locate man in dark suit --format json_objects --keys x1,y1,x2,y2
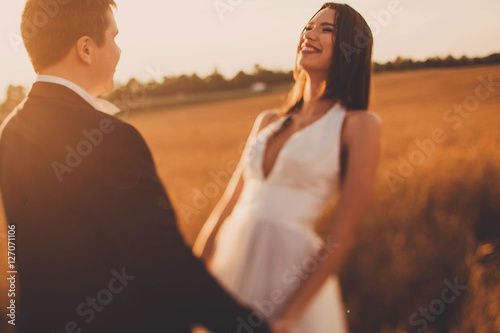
[{"x1": 0, "y1": 1, "x2": 271, "y2": 332}]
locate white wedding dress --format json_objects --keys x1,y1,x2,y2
[{"x1": 209, "y1": 102, "x2": 349, "y2": 333}]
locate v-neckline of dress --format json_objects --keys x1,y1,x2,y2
[{"x1": 261, "y1": 102, "x2": 339, "y2": 181}]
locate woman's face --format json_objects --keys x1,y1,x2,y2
[{"x1": 297, "y1": 8, "x2": 336, "y2": 75}]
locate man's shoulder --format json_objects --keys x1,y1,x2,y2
[{"x1": 0, "y1": 93, "x2": 146, "y2": 156}]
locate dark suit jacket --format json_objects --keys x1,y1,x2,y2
[{"x1": 0, "y1": 82, "x2": 270, "y2": 333}]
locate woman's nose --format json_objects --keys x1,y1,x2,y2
[{"x1": 304, "y1": 28, "x2": 317, "y2": 40}]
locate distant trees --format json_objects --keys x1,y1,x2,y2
[
  {"x1": 106, "y1": 65, "x2": 294, "y2": 105},
  {"x1": 108, "y1": 53, "x2": 500, "y2": 106},
  {"x1": 0, "y1": 85, "x2": 26, "y2": 122},
  {"x1": 1, "y1": 52, "x2": 500, "y2": 122},
  {"x1": 231, "y1": 71, "x2": 254, "y2": 88},
  {"x1": 204, "y1": 68, "x2": 228, "y2": 91},
  {"x1": 373, "y1": 53, "x2": 500, "y2": 72}
]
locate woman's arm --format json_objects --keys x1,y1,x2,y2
[
  {"x1": 192, "y1": 110, "x2": 279, "y2": 266},
  {"x1": 272, "y1": 111, "x2": 382, "y2": 332},
  {"x1": 192, "y1": 163, "x2": 244, "y2": 266}
]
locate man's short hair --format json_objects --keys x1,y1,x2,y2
[{"x1": 21, "y1": 0, "x2": 117, "y2": 73}]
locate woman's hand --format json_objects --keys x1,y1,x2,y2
[
  {"x1": 192, "y1": 231, "x2": 210, "y2": 259},
  {"x1": 192, "y1": 232, "x2": 216, "y2": 268}
]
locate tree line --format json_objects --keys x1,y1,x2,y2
[
  {"x1": 1, "y1": 52, "x2": 499, "y2": 121},
  {"x1": 107, "y1": 64, "x2": 293, "y2": 105},
  {"x1": 374, "y1": 53, "x2": 500, "y2": 72}
]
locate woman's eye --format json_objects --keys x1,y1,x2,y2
[
  {"x1": 304, "y1": 26, "x2": 312, "y2": 31},
  {"x1": 323, "y1": 28, "x2": 334, "y2": 33}
]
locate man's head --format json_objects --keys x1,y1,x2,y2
[{"x1": 21, "y1": 0, "x2": 120, "y2": 96}]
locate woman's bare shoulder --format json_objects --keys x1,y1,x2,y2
[
  {"x1": 345, "y1": 110, "x2": 381, "y2": 125},
  {"x1": 255, "y1": 109, "x2": 281, "y2": 131},
  {"x1": 343, "y1": 110, "x2": 382, "y2": 147},
  {"x1": 344, "y1": 110, "x2": 381, "y2": 132}
]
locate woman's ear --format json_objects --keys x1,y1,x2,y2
[{"x1": 76, "y1": 36, "x2": 92, "y2": 65}]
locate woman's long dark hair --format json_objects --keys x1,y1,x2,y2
[{"x1": 282, "y1": 3, "x2": 373, "y2": 114}]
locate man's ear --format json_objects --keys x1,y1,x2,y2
[{"x1": 76, "y1": 36, "x2": 93, "y2": 65}]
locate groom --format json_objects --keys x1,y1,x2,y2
[{"x1": 0, "y1": 1, "x2": 270, "y2": 332}]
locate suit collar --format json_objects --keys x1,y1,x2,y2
[
  {"x1": 36, "y1": 75, "x2": 101, "y2": 109},
  {"x1": 28, "y1": 81, "x2": 96, "y2": 110},
  {"x1": 28, "y1": 81, "x2": 121, "y2": 115}
]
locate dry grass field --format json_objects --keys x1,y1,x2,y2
[{"x1": 1, "y1": 64, "x2": 499, "y2": 332}]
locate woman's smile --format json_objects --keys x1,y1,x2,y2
[{"x1": 300, "y1": 42, "x2": 322, "y2": 55}]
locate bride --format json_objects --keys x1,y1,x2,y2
[{"x1": 193, "y1": 3, "x2": 381, "y2": 332}]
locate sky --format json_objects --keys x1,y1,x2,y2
[{"x1": 0, "y1": 0, "x2": 499, "y2": 96}]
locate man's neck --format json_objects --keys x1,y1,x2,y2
[{"x1": 39, "y1": 66, "x2": 96, "y2": 97}]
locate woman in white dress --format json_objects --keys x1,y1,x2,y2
[{"x1": 193, "y1": 3, "x2": 381, "y2": 332}]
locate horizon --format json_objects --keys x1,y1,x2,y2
[{"x1": 1, "y1": 0, "x2": 499, "y2": 96}]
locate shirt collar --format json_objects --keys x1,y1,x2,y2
[{"x1": 35, "y1": 75, "x2": 120, "y2": 116}]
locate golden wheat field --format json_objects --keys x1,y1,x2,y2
[{"x1": 1, "y1": 64, "x2": 499, "y2": 332}]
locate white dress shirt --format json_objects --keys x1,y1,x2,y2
[{"x1": 36, "y1": 75, "x2": 121, "y2": 116}]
